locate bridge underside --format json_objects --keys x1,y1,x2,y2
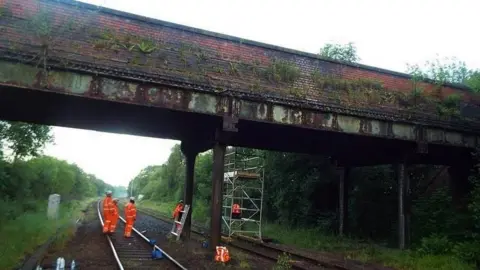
[{"x1": 0, "y1": 84, "x2": 471, "y2": 167}]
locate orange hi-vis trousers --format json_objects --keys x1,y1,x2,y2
[
  {"x1": 102, "y1": 197, "x2": 114, "y2": 233},
  {"x1": 109, "y1": 204, "x2": 119, "y2": 233},
  {"x1": 124, "y1": 202, "x2": 137, "y2": 237}
]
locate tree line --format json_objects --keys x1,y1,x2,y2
[
  {"x1": 0, "y1": 122, "x2": 112, "y2": 222},
  {"x1": 128, "y1": 44, "x2": 480, "y2": 264}
]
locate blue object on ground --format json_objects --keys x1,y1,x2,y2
[
  {"x1": 151, "y1": 249, "x2": 163, "y2": 259},
  {"x1": 202, "y1": 241, "x2": 208, "y2": 248}
]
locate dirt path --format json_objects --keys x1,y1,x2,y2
[{"x1": 40, "y1": 201, "x2": 117, "y2": 269}]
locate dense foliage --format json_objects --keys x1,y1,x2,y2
[{"x1": 0, "y1": 121, "x2": 113, "y2": 223}]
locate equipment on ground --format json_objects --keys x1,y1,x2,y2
[
  {"x1": 149, "y1": 239, "x2": 163, "y2": 259},
  {"x1": 170, "y1": 204, "x2": 190, "y2": 241}
]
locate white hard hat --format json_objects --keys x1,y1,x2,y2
[
  {"x1": 129, "y1": 196, "x2": 135, "y2": 201},
  {"x1": 106, "y1": 190, "x2": 112, "y2": 195}
]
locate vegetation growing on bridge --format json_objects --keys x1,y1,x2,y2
[
  {"x1": 3, "y1": 0, "x2": 477, "y2": 121},
  {"x1": 0, "y1": 121, "x2": 114, "y2": 269}
]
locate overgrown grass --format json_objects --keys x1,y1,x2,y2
[
  {"x1": 138, "y1": 199, "x2": 474, "y2": 270},
  {"x1": 0, "y1": 198, "x2": 95, "y2": 269},
  {"x1": 263, "y1": 223, "x2": 473, "y2": 270}
]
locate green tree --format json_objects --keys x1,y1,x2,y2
[
  {"x1": 319, "y1": 42, "x2": 360, "y2": 63},
  {"x1": 0, "y1": 121, "x2": 53, "y2": 160}
]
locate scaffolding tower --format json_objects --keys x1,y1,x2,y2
[{"x1": 222, "y1": 147, "x2": 265, "y2": 240}]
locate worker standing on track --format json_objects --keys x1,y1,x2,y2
[
  {"x1": 109, "y1": 198, "x2": 120, "y2": 233},
  {"x1": 172, "y1": 200, "x2": 184, "y2": 231},
  {"x1": 102, "y1": 191, "x2": 114, "y2": 234},
  {"x1": 124, "y1": 197, "x2": 137, "y2": 238}
]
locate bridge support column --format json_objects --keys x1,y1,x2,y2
[
  {"x1": 396, "y1": 162, "x2": 407, "y2": 250},
  {"x1": 180, "y1": 141, "x2": 203, "y2": 240},
  {"x1": 338, "y1": 167, "x2": 350, "y2": 237},
  {"x1": 210, "y1": 142, "x2": 226, "y2": 251}
]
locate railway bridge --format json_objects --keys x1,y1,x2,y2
[{"x1": 1, "y1": 0, "x2": 479, "y2": 251}]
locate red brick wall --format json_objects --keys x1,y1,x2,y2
[{"x1": 0, "y1": 0, "x2": 478, "y2": 111}]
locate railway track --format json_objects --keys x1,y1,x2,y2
[
  {"x1": 136, "y1": 207, "x2": 348, "y2": 270},
  {"x1": 97, "y1": 201, "x2": 187, "y2": 270}
]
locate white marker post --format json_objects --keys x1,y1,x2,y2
[{"x1": 47, "y1": 194, "x2": 61, "y2": 220}]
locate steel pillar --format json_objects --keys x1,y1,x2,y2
[
  {"x1": 210, "y1": 142, "x2": 226, "y2": 250},
  {"x1": 338, "y1": 167, "x2": 350, "y2": 236},
  {"x1": 182, "y1": 149, "x2": 197, "y2": 240},
  {"x1": 180, "y1": 140, "x2": 210, "y2": 240},
  {"x1": 396, "y1": 163, "x2": 406, "y2": 250},
  {"x1": 405, "y1": 168, "x2": 411, "y2": 248}
]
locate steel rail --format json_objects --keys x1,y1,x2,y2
[
  {"x1": 97, "y1": 200, "x2": 125, "y2": 270},
  {"x1": 118, "y1": 215, "x2": 187, "y2": 270}
]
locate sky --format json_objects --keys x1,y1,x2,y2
[{"x1": 44, "y1": 0, "x2": 480, "y2": 187}]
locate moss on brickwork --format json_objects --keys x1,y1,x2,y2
[
  {"x1": 308, "y1": 70, "x2": 464, "y2": 118},
  {"x1": 2, "y1": 0, "x2": 474, "y2": 123},
  {"x1": 264, "y1": 58, "x2": 300, "y2": 84}
]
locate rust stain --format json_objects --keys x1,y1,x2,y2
[
  {"x1": 216, "y1": 96, "x2": 229, "y2": 114},
  {"x1": 359, "y1": 119, "x2": 372, "y2": 134},
  {"x1": 88, "y1": 76, "x2": 101, "y2": 97},
  {"x1": 258, "y1": 103, "x2": 267, "y2": 118},
  {"x1": 135, "y1": 84, "x2": 146, "y2": 104},
  {"x1": 387, "y1": 122, "x2": 394, "y2": 137},
  {"x1": 266, "y1": 104, "x2": 273, "y2": 122},
  {"x1": 331, "y1": 114, "x2": 339, "y2": 130},
  {"x1": 32, "y1": 71, "x2": 45, "y2": 89},
  {"x1": 150, "y1": 88, "x2": 185, "y2": 110}
]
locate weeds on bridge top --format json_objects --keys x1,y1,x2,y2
[{"x1": 0, "y1": 0, "x2": 475, "y2": 121}]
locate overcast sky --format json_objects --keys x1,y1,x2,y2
[{"x1": 44, "y1": 0, "x2": 480, "y2": 187}]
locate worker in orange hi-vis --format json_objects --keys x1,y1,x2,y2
[
  {"x1": 124, "y1": 197, "x2": 137, "y2": 238},
  {"x1": 215, "y1": 246, "x2": 231, "y2": 263},
  {"x1": 109, "y1": 198, "x2": 120, "y2": 233},
  {"x1": 102, "y1": 190, "x2": 114, "y2": 234},
  {"x1": 232, "y1": 203, "x2": 241, "y2": 219},
  {"x1": 172, "y1": 200, "x2": 184, "y2": 231}
]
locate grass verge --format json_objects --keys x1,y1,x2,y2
[
  {"x1": 263, "y1": 223, "x2": 473, "y2": 270},
  {"x1": 0, "y1": 198, "x2": 96, "y2": 269},
  {"x1": 137, "y1": 200, "x2": 474, "y2": 270}
]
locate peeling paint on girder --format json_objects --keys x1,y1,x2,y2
[
  {"x1": 337, "y1": 116, "x2": 361, "y2": 134},
  {"x1": 48, "y1": 71, "x2": 92, "y2": 94},
  {"x1": 0, "y1": 60, "x2": 476, "y2": 148},
  {"x1": 392, "y1": 124, "x2": 415, "y2": 140},
  {"x1": 445, "y1": 132, "x2": 463, "y2": 145},
  {"x1": 0, "y1": 62, "x2": 38, "y2": 86},
  {"x1": 188, "y1": 93, "x2": 216, "y2": 114},
  {"x1": 101, "y1": 78, "x2": 136, "y2": 101}
]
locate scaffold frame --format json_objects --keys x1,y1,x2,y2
[{"x1": 222, "y1": 147, "x2": 265, "y2": 240}]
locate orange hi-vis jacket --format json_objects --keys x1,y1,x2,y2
[
  {"x1": 109, "y1": 201, "x2": 119, "y2": 232},
  {"x1": 172, "y1": 203, "x2": 184, "y2": 219},
  {"x1": 102, "y1": 196, "x2": 114, "y2": 233},
  {"x1": 215, "y1": 246, "x2": 231, "y2": 263},
  {"x1": 125, "y1": 202, "x2": 137, "y2": 221},
  {"x1": 112, "y1": 202, "x2": 119, "y2": 219},
  {"x1": 103, "y1": 196, "x2": 114, "y2": 218},
  {"x1": 232, "y1": 204, "x2": 241, "y2": 214}
]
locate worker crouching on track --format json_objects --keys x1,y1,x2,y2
[
  {"x1": 109, "y1": 198, "x2": 120, "y2": 233},
  {"x1": 102, "y1": 190, "x2": 114, "y2": 234},
  {"x1": 124, "y1": 197, "x2": 137, "y2": 238},
  {"x1": 172, "y1": 200, "x2": 184, "y2": 231}
]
